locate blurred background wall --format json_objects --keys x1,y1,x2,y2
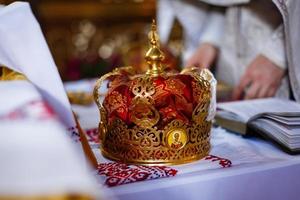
[{"x1": 0, "y1": 0, "x2": 183, "y2": 81}]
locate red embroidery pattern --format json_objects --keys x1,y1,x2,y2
[
  {"x1": 204, "y1": 155, "x2": 232, "y2": 168},
  {"x1": 0, "y1": 100, "x2": 81, "y2": 141},
  {"x1": 85, "y1": 128, "x2": 99, "y2": 143},
  {"x1": 96, "y1": 155, "x2": 231, "y2": 187},
  {"x1": 97, "y1": 162, "x2": 177, "y2": 187},
  {"x1": 0, "y1": 101, "x2": 56, "y2": 120},
  {"x1": 67, "y1": 127, "x2": 98, "y2": 143}
]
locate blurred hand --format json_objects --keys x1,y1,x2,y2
[
  {"x1": 185, "y1": 43, "x2": 218, "y2": 69},
  {"x1": 232, "y1": 54, "x2": 285, "y2": 100}
]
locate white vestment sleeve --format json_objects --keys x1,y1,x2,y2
[
  {"x1": 157, "y1": 0, "x2": 176, "y2": 45},
  {"x1": 260, "y1": 24, "x2": 287, "y2": 69},
  {"x1": 198, "y1": 8, "x2": 225, "y2": 48}
]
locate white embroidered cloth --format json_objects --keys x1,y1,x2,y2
[
  {"x1": 0, "y1": 2, "x2": 74, "y2": 128},
  {"x1": 0, "y1": 81, "x2": 104, "y2": 199}
]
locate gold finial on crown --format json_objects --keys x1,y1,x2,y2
[{"x1": 145, "y1": 19, "x2": 165, "y2": 76}]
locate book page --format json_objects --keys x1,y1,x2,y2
[
  {"x1": 217, "y1": 98, "x2": 300, "y2": 122},
  {"x1": 252, "y1": 119, "x2": 300, "y2": 150},
  {"x1": 263, "y1": 114, "x2": 300, "y2": 126}
]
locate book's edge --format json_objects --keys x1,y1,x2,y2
[
  {"x1": 215, "y1": 115, "x2": 247, "y2": 135},
  {"x1": 247, "y1": 123, "x2": 300, "y2": 155}
]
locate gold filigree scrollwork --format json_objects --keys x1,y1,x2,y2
[
  {"x1": 100, "y1": 117, "x2": 211, "y2": 165},
  {"x1": 94, "y1": 66, "x2": 135, "y2": 143},
  {"x1": 185, "y1": 68, "x2": 211, "y2": 123},
  {"x1": 129, "y1": 75, "x2": 160, "y2": 128},
  {"x1": 131, "y1": 126, "x2": 161, "y2": 148},
  {"x1": 131, "y1": 76, "x2": 155, "y2": 100},
  {"x1": 93, "y1": 66, "x2": 135, "y2": 109},
  {"x1": 98, "y1": 107, "x2": 108, "y2": 142},
  {"x1": 192, "y1": 101, "x2": 210, "y2": 123},
  {"x1": 180, "y1": 67, "x2": 211, "y2": 90},
  {"x1": 130, "y1": 98, "x2": 160, "y2": 128}
]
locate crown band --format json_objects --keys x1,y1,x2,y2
[{"x1": 100, "y1": 116, "x2": 211, "y2": 165}]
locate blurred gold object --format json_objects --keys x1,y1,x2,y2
[
  {"x1": 73, "y1": 112, "x2": 98, "y2": 169},
  {"x1": 217, "y1": 82, "x2": 233, "y2": 102},
  {"x1": 0, "y1": 67, "x2": 26, "y2": 81},
  {"x1": 94, "y1": 20, "x2": 214, "y2": 165},
  {"x1": 67, "y1": 91, "x2": 94, "y2": 105},
  {"x1": 0, "y1": 194, "x2": 94, "y2": 200}
]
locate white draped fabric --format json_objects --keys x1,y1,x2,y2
[
  {"x1": 0, "y1": 81, "x2": 103, "y2": 199},
  {"x1": 0, "y1": 2, "x2": 74, "y2": 128}
]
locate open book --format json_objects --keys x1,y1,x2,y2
[{"x1": 216, "y1": 98, "x2": 300, "y2": 154}]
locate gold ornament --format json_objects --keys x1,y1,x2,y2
[{"x1": 0, "y1": 67, "x2": 26, "y2": 81}]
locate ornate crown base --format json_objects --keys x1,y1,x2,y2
[
  {"x1": 101, "y1": 146, "x2": 210, "y2": 166},
  {"x1": 100, "y1": 119, "x2": 211, "y2": 166}
]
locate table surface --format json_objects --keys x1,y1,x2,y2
[{"x1": 72, "y1": 102, "x2": 300, "y2": 200}]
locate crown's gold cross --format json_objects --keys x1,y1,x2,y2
[{"x1": 149, "y1": 19, "x2": 159, "y2": 46}]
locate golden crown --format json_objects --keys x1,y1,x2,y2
[{"x1": 94, "y1": 20, "x2": 216, "y2": 165}]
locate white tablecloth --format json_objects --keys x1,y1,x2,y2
[{"x1": 103, "y1": 136, "x2": 300, "y2": 200}]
